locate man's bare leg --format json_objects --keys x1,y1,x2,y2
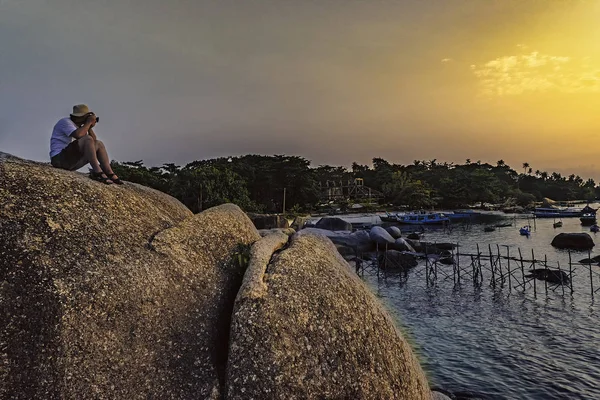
[
  {"x1": 95, "y1": 140, "x2": 119, "y2": 179},
  {"x1": 77, "y1": 136, "x2": 104, "y2": 174}
]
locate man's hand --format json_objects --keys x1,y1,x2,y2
[{"x1": 85, "y1": 113, "x2": 97, "y2": 128}]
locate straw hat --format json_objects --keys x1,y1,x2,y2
[{"x1": 70, "y1": 104, "x2": 93, "y2": 117}]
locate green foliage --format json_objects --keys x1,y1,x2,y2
[
  {"x1": 112, "y1": 156, "x2": 598, "y2": 214},
  {"x1": 232, "y1": 243, "x2": 252, "y2": 269}
]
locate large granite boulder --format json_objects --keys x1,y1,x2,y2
[
  {"x1": 551, "y1": 233, "x2": 595, "y2": 250},
  {"x1": 0, "y1": 153, "x2": 261, "y2": 399},
  {"x1": 226, "y1": 232, "x2": 431, "y2": 399},
  {"x1": 315, "y1": 217, "x2": 352, "y2": 231}
]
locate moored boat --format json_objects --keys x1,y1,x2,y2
[
  {"x1": 580, "y1": 206, "x2": 597, "y2": 225},
  {"x1": 591, "y1": 225, "x2": 600, "y2": 233},
  {"x1": 392, "y1": 211, "x2": 450, "y2": 225},
  {"x1": 520, "y1": 226, "x2": 531, "y2": 236},
  {"x1": 534, "y1": 207, "x2": 582, "y2": 218}
]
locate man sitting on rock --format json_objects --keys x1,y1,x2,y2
[{"x1": 50, "y1": 104, "x2": 123, "y2": 184}]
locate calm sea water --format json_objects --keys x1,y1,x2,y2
[{"x1": 315, "y1": 210, "x2": 600, "y2": 399}]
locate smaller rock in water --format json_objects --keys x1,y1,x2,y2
[
  {"x1": 407, "y1": 232, "x2": 421, "y2": 240},
  {"x1": 385, "y1": 225, "x2": 402, "y2": 239},
  {"x1": 315, "y1": 217, "x2": 352, "y2": 231},
  {"x1": 551, "y1": 233, "x2": 595, "y2": 250},
  {"x1": 391, "y1": 238, "x2": 415, "y2": 252},
  {"x1": 525, "y1": 268, "x2": 570, "y2": 285},
  {"x1": 370, "y1": 226, "x2": 396, "y2": 246}
]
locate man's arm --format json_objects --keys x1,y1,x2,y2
[
  {"x1": 70, "y1": 114, "x2": 97, "y2": 139},
  {"x1": 88, "y1": 127, "x2": 97, "y2": 141}
]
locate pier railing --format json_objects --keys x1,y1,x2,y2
[{"x1": 354, "y1": 242, "x2": 600, "y2": 300}]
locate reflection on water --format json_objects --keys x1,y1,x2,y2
[{"x1": 357, "y1": 214, "x2": 600, "y2": 399}]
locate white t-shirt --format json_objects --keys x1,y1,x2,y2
[{"x1": 50, "y1": 117, "x2": 78, "y2": 158}]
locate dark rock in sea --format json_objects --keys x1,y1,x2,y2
[
  {"x1": 335, "y1": 244, "x2": 357, "y2": 259},
  {"x1": 551, "y1": 233, "x2": 595, "y2": 250},
  {"x1": 438, "y1": 256, "x2": 455, "y2": 265},
  {"x1": 0, "y1": 153, "x2": 261, "y2": 399},
  {"x1": 315, "y1": 216, "x2": 352, "y2": 231},
  {"x1": 391, "y1": 237, "x2": 416, "y2": 252},
  {"x1": 227, "y1": 232, "x2": 431, "y2": 399},
  {"x1": 248, "y1": 212, "x2": 289, "y2": 229},
  {"x1": 300, "y1": 228, "x2": 374, "y2": 253},
  {"x1": 385, "y1": 225, "x2": 403, "y2": 239},
  {"x1": 420, "y1": 242, "x2": 456, "y2": 255},
  {"x1": 369, "y1": 225, "x2": 396, "y2": 246},
  {"x1": 525, "y1": 269, "x2": 570, "y2": 285},
  {"x1": 578, "y1": 258, "x2": 596, "y2": 264},
  {"x1": 407, "y1": 232, "x2": 421, "y2": 240},
  {"x1": 406, "y1": 239, "x2": 424, "y2": 252},
  {"x1": 378, "y1": 250, "x2": 418, "y2": 271}
]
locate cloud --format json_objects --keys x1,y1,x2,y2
[
  {"x1": 471, "y1": 50, "x2": 600, "y2": 96},
  {"x1": 441, "y1": 58, "x2": 452, "y2": 63}
]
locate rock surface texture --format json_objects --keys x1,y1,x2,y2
[
  {"x1": 0, "y1": 153, "x2": 260, "y2": 399},
  {"x1": 1, "y1": 153, "x2": 433, "y2": 400},
  {"x1": 227, "y1": 231, "x2": 431, "y2": 399}
]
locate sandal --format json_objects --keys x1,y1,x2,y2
[
  {"x1": 89, "y1": 170, "x2": 113, "y2": 184},
  {"x1": 107, "y1": 174, "x2": 124, "y2": 185}
]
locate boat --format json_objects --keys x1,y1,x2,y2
[
  {"x1": 447, "y1": 210, "x2": 481, "y2": 221},
  {"x1": 483, "y1": 226, "x2": 496, "y2": 232},
  {"x1": 591, "y1": 225, "x2": 600, "y2": 233},
  {"x1": 580, "y1": 206, "x2": 597, "y2": 226},
  {"x1": 534, "y1": 207, "x2": 582, "y2": 218},
  {"x1": 380, "y1": 212, "x2": 400, "y2": 223},
  {"x1": 390, "y1": 211, "x2": 450, "y2": 225},
  {"x1": 519, "y1": 226, "x2": 531, "y2": 236}
]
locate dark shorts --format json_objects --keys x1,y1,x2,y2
[{"x1": 51, "y1": 139, "x2": 87, "y2": 171}]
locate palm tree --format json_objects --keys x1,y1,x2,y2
[
  {"x1": 465, "y1": 159, "x2": 471, "y2": 165},
  {"x1": 496, "y1": 159, "x2": 505, "y2": 167},
  {"x1": 522, "y1": 162, "x2": 530, "y2": 174},
  {"x1": 528, "y1": 167, "x2": 533, "y2": 175},
  {"x1": 535, "y1": 169, "x2": 541, "y2": 177}
]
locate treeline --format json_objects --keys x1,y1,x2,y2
[{"x1": 110, "y1": 156, "x2": 599, "y2": 213}]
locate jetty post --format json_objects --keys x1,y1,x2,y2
[
  {"x1": 589, "y1": 249, "x2": 594, "y2": 298},
  {"x1": 558, "y1": 261, "x2": 565, "y2": 296},
  {"x1": 496, "y1": 244, "x2": 504, "y2": 287},
  {"x1": 503, "y1": 245, "x2": 512, "y2": 292},
  {"x1": 544, "y1": 254, "x2": 548, "y2": 295},
  {"x1": 568, "y1": 250, "x2": 574, "y2": 293},
  {"x1": 456, "y1": 243, "x2": 461, "y2": 285},
  {"x1": 518, "y1": 248, "x2": 526, "y2": 290},
  {"x1": 531, "y1": 249, "x2": 537, "y2": 297},
  {"x1": 489, "y1": 244, "x2": 496, "y2": 289}
]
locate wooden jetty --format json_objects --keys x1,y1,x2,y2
[{"x1": 353, "y1": 242, "x2": 600, "y2": 301}]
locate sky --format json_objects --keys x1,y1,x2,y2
[{"x1": 1, "y1": 0, "x2": 600, "y2": 179}]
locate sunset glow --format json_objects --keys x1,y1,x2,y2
[{"x1": 1, "y1": 0, "x2": 599, "y2": 179}]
